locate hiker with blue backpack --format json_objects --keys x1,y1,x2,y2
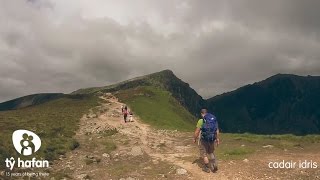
[{"x1": 193, "y1": 108, "x2": 220, "y2": 173}]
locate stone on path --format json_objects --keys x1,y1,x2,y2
[
  {"x1": 176, "y1": 168, "x2": 188, "y2": 175},
  {"x1": 130, "y1": 146, "x2": 144, "y2": 156}
]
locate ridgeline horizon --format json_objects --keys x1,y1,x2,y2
[{"x1": 1, "y1": 69, "x2": 320, "y2": 135}]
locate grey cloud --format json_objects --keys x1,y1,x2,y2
[{"x1": 0, "y1": 0, "x2": 320, "y2": 101}]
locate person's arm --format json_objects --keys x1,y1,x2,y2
[
  {"x1": 215, "y1": 121, "x2": 220, "y2": 146},
  {"x1": 193, "y1": 127, "x2": 201, "y2": 143}
]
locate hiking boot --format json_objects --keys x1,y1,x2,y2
[
  {"x1": 202, "y1": 165, "x2": 211, "y2": 173},
  {"x1": 211, "y1": 164, "x2": 218, "y2": 173}
]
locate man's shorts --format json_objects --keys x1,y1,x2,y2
[{"x1": 199, "y1": 140, "x2": 215, "y2": 158}]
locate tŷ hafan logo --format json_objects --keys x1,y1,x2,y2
[
  {"x1": 12, "y1": 130, "x2": 41, "y2": 156},
  {"x1": 5, "y1": 130, "x2": 49, "y2": 170}
]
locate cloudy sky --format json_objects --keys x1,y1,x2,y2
[{"x1": 1, "y1": 0, "x2": 320, "y2": 102}]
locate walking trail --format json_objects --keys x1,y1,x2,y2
[{"x1": 52, "y1": 93, "x2": 320, "y2": 180}]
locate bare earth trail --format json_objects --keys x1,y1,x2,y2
[
  {"x1": 99, "y1": 95, "x2": 221, "y2": 179},
  {"x1": 52, "y1": 94, "x2": 320, "y2": 180}
]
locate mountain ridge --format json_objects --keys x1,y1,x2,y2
[
  {"x1": 208, "y1": 73, "x2": 320, "y2": 134},
  {"x1": 1, "y1": 70, "x2": 320, "y2": 134},
  {"x1": 72, "y1": 69, "x2": 205, "y2": 117}
]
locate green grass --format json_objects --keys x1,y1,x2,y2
[
  {"x1": 225, "y1": 133, "x2": 320, "y2": 145},
  {"x1": 213, "y1": 133, "x2": 320, "y2": 160},
  {"x1": 216, "y1": 133, "x2": 320, "y2": 156},
  {"x1": 223, "y1": 147, "x2": 254, "y2": 156},
  {"x1": 0, "y1": 95, "x2": 99, "y2": 169},
  {"x1": 101, "y1": 128, "x2": 118, "y2": 137},
  {"x1": 115, "y1": 86, "x2": 195, "y2": 131},
  {"x1": 98, "y1": 129, "x2": 118, "y2": 153},
  {"x1": 103, "y1": 141, "x2": 117, "y2": 153},
  {"x1": 215, "y1": 146, "x2": 255, "y2": 160}
]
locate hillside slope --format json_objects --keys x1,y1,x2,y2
[
  {"x1": 73, "y1": 70, "x2": 205, "y2": 117},
  {"x1": 0, "y1": 94, "x2": 99, "y2": 169},
  {"x1": 115, "y1": 86, "x2": 195, "y2": 131},
  {"x1": 208, "y1": 74, "x2": 320, "y2": 134},
  {"x1": 0, "y1": 70, "x2": 199, "y2": 171},
  {"x1": 0, "y1": 93, "x2": 64, "y2": 111}
]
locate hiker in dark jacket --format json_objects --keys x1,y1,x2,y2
[
  {"x1": 193, "y1": 109, "x2": 220, "y2": 173},
  {"x1": 123, "y1": 105, "x2": 128, "y2": 123}
]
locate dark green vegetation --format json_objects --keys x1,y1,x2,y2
[
  {"x1": 208, "y1": 74, "x2": 320, "y2": 134},
  {"x1": 115, "y1": 86, "x2": 195, "y2": 131},
  {"x1": 0, "y1": 95, "x2": 99, "y2": 169}
]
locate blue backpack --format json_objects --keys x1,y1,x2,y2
[{"x1": 201, "y1": 113, "x2": 218, "y2": 142}]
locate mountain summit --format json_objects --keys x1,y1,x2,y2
[{"x1": 73, "y1": 69, "x2": 205, "y2": 117}]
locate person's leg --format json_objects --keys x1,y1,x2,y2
[
  {"x1": 209, "y1": 153, "x2": 215, "y2": 165},
  {"x1": 209, "y1": 153, "x2": 216, "y2": 171},
  {"x1": 208, "y1": 142, "x2": 218, "y2": 172},
  {"x1": 201, "y1": 141, "x2": 211, "y2": 173}
]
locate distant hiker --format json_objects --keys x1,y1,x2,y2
[
  {"x1": 129, "y1": 110, "x2": 133, "y2": 122},
  {"x1": 121, "y1": 105, "x2": 124, "y2": 113},
  {"x1": 123, "y1": 105, "x2": 128, "y2": 123},
  {"x1": 193, "y1": 109, "x2": 220, "y2": 173}
]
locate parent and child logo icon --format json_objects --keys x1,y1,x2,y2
[
  {"x1": 12, "y1": 130, "x2": 41, "y2": 156},
  {"x1": 20, "y1": 133, "x2": 35, "y2": 155}
]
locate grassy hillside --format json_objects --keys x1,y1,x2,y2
[
  {"x1": 214, "y1": 133, "x2": 320, "y2": 160},
  {"x1": 0, "y1": 93, "x2": 65, "y2": 111},
  {"x1": 0, "y1": 95, "x2": 99, "y2": 169},
  {"x1": 115, "y1": 86, "x2": 195, "y2": 131}
]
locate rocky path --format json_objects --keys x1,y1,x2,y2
[
  {"x1": 51, "y1": 93, "x2": 320, "y2": 180},
  {"x1": 98, "y1": 94, "x2": 231, "y2": 179},
  {"x1": 51, "y1": 93, "x2": 225, "y2": 179}
]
